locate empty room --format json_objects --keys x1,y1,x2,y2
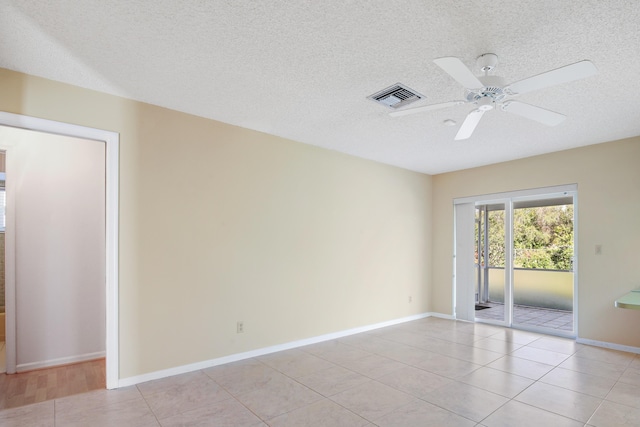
[{"x1": 0, "y1": 1, "x2": 639, "y2": 426}]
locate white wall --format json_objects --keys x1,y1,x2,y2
[{"x1": 0, "y1": 125, "x2": 105, "y2": 370}]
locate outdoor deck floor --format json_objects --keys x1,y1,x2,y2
[{"x1": 475, "y1": 302, "x2": 573, "y2": 332}]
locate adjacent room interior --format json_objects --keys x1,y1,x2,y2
[{"x1": 0, "y1": 1, "x2": 638, "y2": 426}]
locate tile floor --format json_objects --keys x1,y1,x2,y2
[
  {"x1": 475, "y1": 303, "x2": 574, "y2": 331},
  {"x1": 1, "y1": 317, "x2": 639, "y2": 426}
]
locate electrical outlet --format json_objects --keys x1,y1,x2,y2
[
  {"x1": 237, "y1": 321, "x2": 244, "y2": 334},
  {"x1": 408, "y1": 296, "x2": 412, "y2": 303},
  {"x1": 595, "y1": 244, "x2": 602, "y2": 255}
]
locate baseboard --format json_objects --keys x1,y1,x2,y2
[
  {"x1": 16, "y1": 351, "x2": 106, "y2": 373},
  {"x1": 576, "y1": 337, "x2": 640, "y2": 355},
  {"x1": 427, "y1": 312, "x2": 456, "y2": 320},
  {"x1": 118, "y1": 312, "x2": 431, "y2": 388}
]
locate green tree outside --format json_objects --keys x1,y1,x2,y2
[{"x1": 476, "y1": 205, "x2": 574, "y2": 271}]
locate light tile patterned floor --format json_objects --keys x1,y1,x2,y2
[
  {"x1": 1, "y1": 317, "x2": 639, "y2": 426},
  {"x1": 475, "y1": 303, "x2": 574, "y2": 331}
]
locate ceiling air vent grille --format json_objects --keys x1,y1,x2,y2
[{"x1": 368, "y1": 83, "x2": 423, "y2": 109}]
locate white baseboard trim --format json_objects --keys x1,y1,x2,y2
[
  {"x1": 428, "y1": 312, "x2": 456, "y2": 320},
  {"x1": 17, "y1": 351, "x2": 106, "y2": 373},
  {"x1": 576, "y1": 337, "x2": 640, "y2": 355},
  {"x1": 118, "y1": 312, "x2": 431, "y2": 388}
]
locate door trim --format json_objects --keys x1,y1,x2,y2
[
  {"x1": 454, "y1": 184, "x2": 578, "y2": 337},
  {"x1": 0, "y1": 112, "x2": 119, "y2": 389},
  {"x1": 454, "y1": 184, "x2": 577, "y2": 205}
]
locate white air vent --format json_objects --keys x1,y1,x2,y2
[{"x1": 368, "y1": 83, "x2": 423, "y2": 109}]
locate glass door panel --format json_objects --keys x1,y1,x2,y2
[
  {"x1": 475, "y1": 203, "x2": 507, "y2": 324},
  {"x1": 511, "y1": 197, "x2": 574, "y2": 333}
]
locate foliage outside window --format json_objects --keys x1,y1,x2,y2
[{"x1": 476, "y1": 205, "x2": 574, "y2": 271}]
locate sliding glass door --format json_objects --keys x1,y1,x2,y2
[
  {"x1": 511, "y1": 196, "x2": 574, "y2": 332},
  {"x1": 455, "y1": 186, "x2": 577, "y2": 337}
]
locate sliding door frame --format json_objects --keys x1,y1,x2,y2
[{"x1": 454, "y1": 184, "x2": 578, "y2": 337}]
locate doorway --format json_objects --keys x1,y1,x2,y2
[
  {"x1": 0, "y1": 112, "x2": 119, "y2": 389},
  {"x1": 0, "y1": 158, "x2": 5, "y2": 373},
  {"x1": 455, "y1": 185, "x2": 577, "y2": 337}
]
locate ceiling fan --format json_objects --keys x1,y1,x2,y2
[{"x1": 390, "y1": 53, "x2": 598, "y2": 140}]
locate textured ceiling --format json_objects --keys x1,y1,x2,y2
[{"x1": 1, "y1": 1, "x2": 639, "y2": 174}]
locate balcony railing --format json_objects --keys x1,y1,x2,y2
[{"x1": 479, "y1": 266, "x2": 573, "y2": 311}]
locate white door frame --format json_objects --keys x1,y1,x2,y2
[
  {"x1": 0, "y1": 112, "x2": 119, "y2": 389},
  {"x1": 454, "y1": 184, "x2": 578, "y2": 337}
]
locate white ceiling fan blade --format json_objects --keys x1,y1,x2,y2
[
  {"x1": 389, "y1": 100, "x2": 465, "y2": 117},
  {"x1": 506, "y1": 60, "x2": 597, "y2": 95},
  {"x1": 434, "y1": 57, "x2": 484, "y2": 89},
  {"x1": 502, "y1": 101, "x2": 566, "y2": 126},
  {"x1": 455, "y1": 109, "x2": 485, "y2": 140}
]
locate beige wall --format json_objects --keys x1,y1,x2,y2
[
  {"x1": 432, "y1": 138, "x2": 640, "y2": 347},
  {"x1": 0, "y1": 68, "x2": 432, "y2": 378}
]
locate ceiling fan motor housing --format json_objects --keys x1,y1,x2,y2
[{"x1": 466, "y1": 75, "x2": 507, "y2": 105}]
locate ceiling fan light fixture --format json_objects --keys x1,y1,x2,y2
[{"x1": 476, "y1": 97, "x2": 495, "y2": 111}]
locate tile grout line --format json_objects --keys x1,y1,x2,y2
[
  {"x1": 257, "y1": 352, "x2": 395, "y2": 423},
  {"x1": 503, "y1": 344, "x2": 608, "y2": 424},
  {"x1": 202, "y1": 366, "x2": 277, "y2": 425},
  {"x1": 136, "y1": 383, "x2": 163, "y2": 426},
  {"x1": 271, "y1": 326, "x2": 538, "y2": 424}
]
